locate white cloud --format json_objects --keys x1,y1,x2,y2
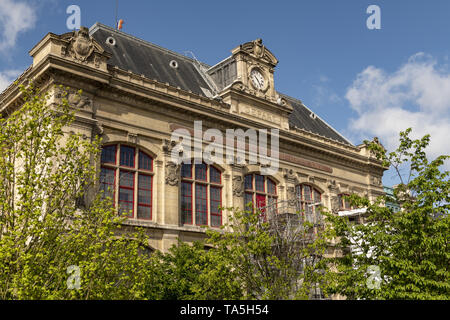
[
  {"x1": 346, "y1": 53, "x2": 450, "y2": 168},
  {"x1": 0, "y1": 0, "x2": 36, "y2": 52},
  {"x1": 0, "y1": 69, "x2": 21, "y2": 92}
]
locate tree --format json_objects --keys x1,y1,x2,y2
[
  {"x1": 0, "y1": 84, "x2": 151, "y2": 299},
  {"x1": 203, "y1": 203, "x2": 333, "y2": 300},
  {"x1": 324, "y1": 129, "x2": 449, "y2": 299},
  {"x1": 143, "y1": 240, "x2": 243, "y2": 300}
]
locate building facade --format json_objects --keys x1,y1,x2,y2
[{"x1": 0, "y1": 23, "x2": 386, "y2": 253}]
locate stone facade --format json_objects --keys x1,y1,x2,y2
[{"x1": 0, "y1": 24, "x2": 386, "y2": 253}]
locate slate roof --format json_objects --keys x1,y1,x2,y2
[{"x1": 89, "y1": 23, "x2": 352, "y2": 146}]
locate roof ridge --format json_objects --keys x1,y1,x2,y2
[{"x1": 89, "y1": 22, "x2": 211, "y2": 68}]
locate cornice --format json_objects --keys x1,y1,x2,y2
[{"x1": 1, "y1": 51, "x2": 385, "y2": 174}]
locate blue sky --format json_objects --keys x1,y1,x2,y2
[{"x1": 1, "y1": 0, "x2": 449, "y2": 185}]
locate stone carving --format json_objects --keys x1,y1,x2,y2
[
  {"x1": 287, "y1": 186, "x2": 297, "y2": 206},
  {"x1": 283, "y1": 168, "x2": 296, "y2": 181},
  {"x1": 331, "y1": 196, "x2": 340, "y2": 213},
  {"x1": 66, "y1": 26, "x2": 94, "y2": 62},
  {"x1": 127, "y1": 133, "x2": 138, "y2": 144},
  {"x1": 68, "y1": 92, "x2": 92, "y2": 109},
  {"x1": 162, "y1": 139, "x2": 177, "y2": 154},
  {"x1": 165, "y1": 162, "x2": 180, "y2": 186},
  {"x1": 328, "y1": 179, "x2": 339, "y2": 192},
  {"x1": 371, "y1": 176, "x2": 382, "y2": 186},
  {"x1": 232, "y1": 176, "x2": 244, "y2": 197}
]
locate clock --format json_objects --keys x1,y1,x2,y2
[{"x1": 250, "y1": 69, "x2": 265, "y2": 90}]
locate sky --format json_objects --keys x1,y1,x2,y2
[{"x1": 0, "y1": 0, "x2": 449, "y2": 186}]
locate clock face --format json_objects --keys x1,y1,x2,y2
[{"x1": 250, "y1": 69, "x2": 265, "y2": 90}]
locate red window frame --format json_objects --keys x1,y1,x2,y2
[
  {"x1": 100, "y1": 144, "x2": 154, "y2": 221},
  {"x1": 119, "y1": 170, "x2": 135, "y2": 218},
  {"x1": 101, "y1": 145, "x2": 117, "y2": 165},
  {"x1": 210, "y1": 186, "x2": 222, "y2": 227},
  {"x1": 181, "y1": 181, "x2": 193, "y2": 225},
  {"x1": 195, "y1": 183, "x2": 208, "y2": 226},
  {"x1": 119, "y1": 145, "x2": 135, "y2": 168},
  {"x1": 181, "y1": 163, "x2": 222, "y2": 227},
  {"x1": 139, "y1": 150, "x2": 153, "y2": 171},
  {"x1": 244, "y1": 174, "x2": 278, "y2": 216},
  {"x1": 210, "y1": 166, "x2": 222, "y2": 184},
  {"x1": 195, "y1": 163, "x2": 208, "y2": 182},
  {"x1": 137, "y1": 173, "x2": 152, "y2": 220},
  {"x1": 297, "y1": 184, "x2": 322, "y2": 215},
  {"x1": 181, "y1": 163, "x2": 192, "y2": 179}
]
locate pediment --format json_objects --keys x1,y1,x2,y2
[{"x1": 237, "y1": 39, "x2": 278, "y2": 67}]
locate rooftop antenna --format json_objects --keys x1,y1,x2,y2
[
  {"x1": 114, "y1": 0, "x2": 124, "y2": 30},
  {"x1": 115, "y1": 0, "x2": 118, "y2": 29}
]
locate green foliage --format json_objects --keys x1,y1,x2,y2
[
  {"x1": 0, "y1": 84, "x2": 151, "y2": 299},
  {"x1": 203, "y1": 205, "x2": 333, "y2": 300},
  {"x1": 324, "y1": 129, "x2": 449, "y2": 300},
  {"x1": 144, "y1": 240, "x2": 242, "y2": 300},
  {"x1": 142, "y1": 205, "x2": 334, "y2": 300}
]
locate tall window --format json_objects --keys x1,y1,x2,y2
[
  {"x1": 296, "y1": 184, "x2": 321, "y2": 216},
  {"x1": 100, "y1": 144, "x2": 153, "y2": 220},
  {"x1": 244, "y1": 174, "x2": 277, "y2": 213},
  {"x1": 181, "y1": 163, "x2": 222, "y2": 227}
]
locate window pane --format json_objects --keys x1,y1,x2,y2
[
  {"x1": 181, "y1": 163, "x2": 192, "y2": 178},
  {"x1": 119, "y1": 201, "x2": 133, "y2": 217},
  {"x1": 210, "y1": 166, "x2": 221, "y2": 184},
  {"x1": 181, "y1": 182, "x2": 192, "y2": 224},
  {"x1": 304, "y1": 202, "x2": 313, "y2": 217},
  {"x1": 101, "y1": 145, "x2": 116, "y2": 164},
  {"x1": 119, "y1": 170, "x2": 134, "y2": 187},
  {"x1": 267, "y1": 178, "x2": 276, "y2": 195},
  {"x1": 296, "y1": 185, "x2": 302, "y2": 199},
  {"x1": 119, "y1": 170, "x2": 134, "y2": 217},
  {"x1": 137, "y1": 205, "x2": 151, "y2": 219},
  {"x1": 195, "y1": 163, "x2": 207, "y2": 181},
  {"x1": 195, "y1": 184, "x2": 207, "y2": 225},
  {"x1": 119, "y1": 187, "x2": 133, "y2": 202},
  {"x1": 100, "y1": 167, "x2": 115, "y2": 201},
  {"x1": 138, "y1": 174, "x2": 152, "y2": 217},
  {"x1": 255, "y1": 175, "x2": 264, "y2": 192},
  {"x1": 210, "y1": 186, "x2": 222, "y2": 227},
  {"x1": 120, "y1": 145, "x2": 135, "y2": 167},
  {"x1": 303, "y1": 185, "x2": 312, "y2": 202},
  {"x1": 313, "y1": 189, "x2": 321, "y2": 203},
  {"x1": 244, "y1": 192, "x2": 253, "y2": 209},
  {"x1": 139, "y1": 151, "x2": 152, "y2": 170},
  {"x1": 211, "y1": 214, "x2": 221, "y2": 227},
  {"x1": 244, "y1": 175, "x2": 253, "y2": 190}
]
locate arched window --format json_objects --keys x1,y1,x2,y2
[
  {"x1": 296, "y1": 184, "x2": 321, "y2": 215},
  {"x1": 244, "y1": 174, "x2": 277, "y2": 212},
  {"x1": 99, "y1": 144, "x2": 153, "y2": 220},
  {"x1": 181, "y1": 163, "x2": 222, "y2": 227}
]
